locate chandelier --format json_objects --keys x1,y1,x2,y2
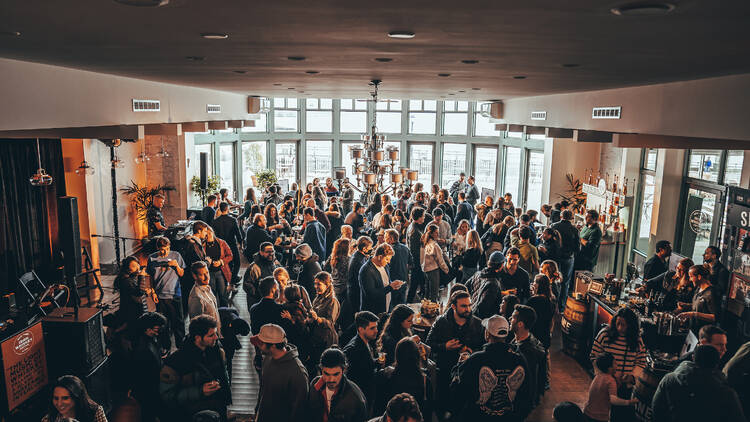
[
  {"x1": 29, "y1": 138, "x2": 54, "y2": 186},
  {"x1": 335, "y1": 80, "x2": 418, "y2": 196}
]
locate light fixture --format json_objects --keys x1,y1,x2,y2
[
  {"x1": 461, "y1": 60, "x2": 479, "y2": 64},
  {"x1": 287, "y1": 56, "x2": 306, "y2": 61},
  {"x1": 233, "y1": 70, "x2": 247, "y2": 74},
  {"x1": 258, "y1": 97, "x2": 271, "y2": 114},
  {"x1": 471, "y1": 87, "x2": 481, "y2": 90},
  {"x1": 611, "y1": 2, "x2": 675, "y2": 16},
  {"x1": 155, "y1": 136, "x2": 169, "y2": 158},
  {"x1": 273, "y1": 83, "x2": 283, "y2": 86},
  {"x1": 0, "y1": 30, "x2": 21, "y2": 37},
  {"x1": 562, "y1": 63, "x2": 580, "y2": 68},
  {"x1": 75, "y1": 160, "x2": 96, "y2": 175},
  {"x1": 438, "y1": 73, "x2": 451, "y2": 77},
  {"x1": 185, "y1": 56, "x2": 205, "y2": 61},
  {"x1": 111, "y1": 150, "x2": 126, "y2": 169},
  {"x1": 343, "y1": 80, "x2": 416, "y2": 197},
  {"x1": 305, "y1": 70, "x2": 319, "y2": 75},
  {"x1": 387, "y1": 31, "x2": 415, "y2": 39},
  {"x1": 513, "y1": 75, "x2": 527, "y2": 79},
  {"x1": 113, "y1": 0, "x2": 169, "y2": 7},
  {"x1": 201, "y1": 32, "x2": 229, "y2": 40},
  {"x1": 134, "y1": 139, "x2": 150, "y2": 164},
  {"x1": 375, "y1": 57, "x2": 393, "y2": 62},
  {"x1": 29, "y1": 138, "x2": 53, "y2": 186}
]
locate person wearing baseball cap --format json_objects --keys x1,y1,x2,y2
[
  {"x1": 293, "y1": 243, "x2": 322, "y2": 300},
  {"x1": 450, "y1": 314, "x2": 532, "y2": 421},
  {"x1": 252, "y1": 323, "x2": 309, "y2": 422},
  {"x1": 467, "y1": 251, "x2": 506, "y2": 319}
]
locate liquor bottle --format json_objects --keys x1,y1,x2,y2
[
  {"x1": 612, "y1": 175, "x2": 618, "y2": 194},
  {"x1": 588, "y1": 169, "x2": 593, "y2": 185},
  {"x1": 608, "y1": 199, "x2": 615, "y2": 216},
  {"x1": 614, "y1": 191, "x2": 620, "y2": 206},
  {"x1": 623, "y1": 178, "x2": 628, "y2": 196}
]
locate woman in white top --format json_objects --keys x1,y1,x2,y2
[{"x1": 420, "y1": 223, "x2": 449, "y2": 302}]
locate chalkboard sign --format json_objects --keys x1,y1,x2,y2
[{"x1": 1, "y1": 321, "x2": 48, "y2": 412}]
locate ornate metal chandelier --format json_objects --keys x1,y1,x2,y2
[{"x1": 334, "y1": 80, "x2": 418, "y2": 198}]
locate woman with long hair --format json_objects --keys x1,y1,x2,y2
[
  {"x1": 461, "y1": 229, "x2": 483, "y2": 283},
  {"x1": 273, "y1": 267, "x2": 312, "y2": 309},
  {"x1": 540, "y1": 259, "x2": 563, "y2": 303},
  {"x1": 325, "y1": 203, "x2": 344, "y2": 259},
  {"x1": 313, "y1": 185, "x2": 328, "y2": 210},
  {"x1": 238, "y1": 187, "x2": 257, "y2": 223},
  {"x1": 374, "y1": 338, "x2": 433, "y2": 420},
  {"x1": 323, "y1": 237, "x2": 351, "y2": 303},
  {"x1": 430, "y1": 183, "x2": 440, "y2": 200},
  {"x1": 43, "y1": 375, "x2": 107, "y2": 422},
  {"x1": 114, "y1": 255, "x2": 146, "y2": 328},
  {"x1": 590, "y1": 307, "x2": 646, "y2": 421},
  {"x1": 527, "y1": 274, "x2": 556, "y2": 350},
  {"x1": 366, "y1": 193, "x2": 382, "y2": 223},
  {"x1": 643, "y1": 257, "x2": 695, "y2": 311},
  {"x1": 377, "y1": 304, "x2": 416, "y2": 365},
  {"x1": 475, "y1": 203, "x2": 490, "y2": 238},
  {"x1": 420, "y1": 223, "x2": 449, "y2": 301}
]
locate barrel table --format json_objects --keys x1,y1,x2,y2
[{"x1": 561, "y1": 296, "x2": 591, "y2": 359}]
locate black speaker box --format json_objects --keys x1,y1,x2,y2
[
  {"x1": 81, "y1": 356, "x2": 112, "y2": 415},
  {"x1": 42, "y1": 307, "x2": 106, "y2": 377},
  {"x1": 200, "y1": 152, "x2": 208, "y2": 189},
  {"x1": 57, "y1": 196, "x2": 82, "y2": 277}
]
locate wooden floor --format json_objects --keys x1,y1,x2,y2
[{"x1": 99, "y1": 264, "x2": 592, "y2": 421}]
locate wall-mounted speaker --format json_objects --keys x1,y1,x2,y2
[
  {"x1": 200, "y1": 152, "x2": 208, "y2": 189},
  {"x1": 57, "y1": 196, "x2": 81, "y2": 278}
]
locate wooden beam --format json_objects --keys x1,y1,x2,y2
[
  {"x1": 0, "y1": 124, "x2": 144, "y2": 140},
  {"x1": 524, "y1": 125, "x2": 546, "y2": 135},
  {"x1": 508, "y1": 124, "x2": 525, "y2": 132},
  {"x1": 545, "y1": 127, "x2": 574, "y2": 138},
  {"x1": 144, "y1": 123, "x2": 182, "y2": 136},
  {"x1": 574, "y1": 129, "x2": 613, "y2": 143},
  {"x1": 207, "y1": 121, "x2": 228, "y2": 130},
  {"x1": 495, "y1": 123, "x2": 508, "y2": 131},
  {"x1": 181, "y1": 122, "x2": 209, "y2": 132},
  {"x1": 245, "y1": 120, "x2": 256, "y2": 127},
  {"x1": 227, "y1": 120, "x2": 245, "y2": 129},
  {"x1": 613, "y1": 133, "x2": 750, "y2": 149}
]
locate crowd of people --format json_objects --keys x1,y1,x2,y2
[{"x1": 46, "y1": 174, "x2": 747, "y2": 422}]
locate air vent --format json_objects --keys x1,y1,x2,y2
[
  {"x1": 132, "y1": 99, "x2": 160, "y2": 112},
  {"x1": 207, "y1": 104, "x2": 222, "y2": 114},
  {"x1": 531, "y1": 111, "x2": 547, "y2": 121},
  {"x1": 592, "y1": 106, "x2": 621, "y2": 119}
]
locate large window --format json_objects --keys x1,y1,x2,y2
[
  {"x1": 242, "y1": 141, "x2": 267, "y2": 192},
  {"x1": 275, "y1": 142, "x2": 297, "y2": 188},
  {"x1": 441, "y1": 143, "x2": 466, "y2": 188},
  {"x1": 241, "y1": 112, "x2": 268, "y2": 133},
  {"x1": 376, "y1": 99, "x2": 402, "y2": 133},
  {"x1": 219, "y1": 143, "x2": 235, "y2": 193},
  {"x1": 306, "y1": 140, "x2": 333, "y2": 182},
  {"x1": 525, "y1": 150, "x2": 544, "y2": 211},
  {"x1": 443, "y1": 100, "x2": 469, "y2": 135},
  {"x1": 474, "y1": 102, "x2": 501, "y2": 137},
  {"x1": 688, "y1": 149, "x2": 722, "y2": 183},
  {"x1": 340, "y1": 99, "x2": 367, "y2": 133},
  {"x1": 503, "y1": 146, "x2": 522, "y2": 201},
  {"x1": 679, "y1": 187, "x2": 720, "y2": 263},
  {"x1": 195, "y1": 144, "x2": 213, "y2": 176},
  {"x1": 341, "y1": 142, "x2": 361, "y2": 181},
  {"x1": 305, "y1": 98, "x2": 333, "y2": 133},
  {"x1": 725, "y1": 150, "x2": 744, "y2": 186},
  {"x1": 644, "y1": 149, "x2": 658, "y2": 171},
  {"x1": 474, "y1": 146, "x2": 498, "y2": 194},
  {"x1": 408, "y1": 100, "x2": 437, "y2": 134},
  {"x1": 635, "y1": 174, "x2": 656, "y2": 253},
  {"x1": 409, "y1": 143, "x2": 433, "y2": 187},
  {"x1": 273, "y1": 98, "x2": 299, "y2": 132}
]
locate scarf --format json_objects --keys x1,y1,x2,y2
[
  {"x1": 192, "y1": 284, "x2": 221, "y2": 333},
  {"x1": 312, "y1": 284, "x2": 335, "y2": 321}
]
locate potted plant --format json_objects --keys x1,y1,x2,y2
[
  {"x1": 255, "y1": 169, "x2": 277, "y2": 191},
  {"x1": 190, "y1": 174, "x2": 221, "y2": 206},
  {"x1": 120, "y1": 181, "x2": 176, "y2": 221}
]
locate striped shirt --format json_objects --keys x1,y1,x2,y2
[{"x1": 590, "y1": 328, "x2": 647, "y2": 380}]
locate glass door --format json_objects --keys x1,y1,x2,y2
[
  {"x1": 524, "y1": 150, "x2": 544, "y2": 211},
  {"x1": 678, "y1": 185, "x2": 723, "y2": 263}
]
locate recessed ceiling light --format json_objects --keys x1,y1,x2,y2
[
  {"x1": 513, "y1": 75, "x2": 527, "y2": 79},
  {"x1": 287, "y1": 56, "x2": 306, "y2": 61},
  {"x1": 185, "y1": 56, "x2": 205, "y2": 61},
  {"x1": 233, "y1": 70, "x2": 247, "y2": 74},
  {"x1": 461, "y1": 60, "x2": 479, "y2": 64},
  {"x1": 114, "y1": 0, "x2": 169, "y2": 6},
  {"x1": 472, "y1": 87, "x2": 481, "y2": 90},
  {"x1": 288, "y1": 87, "x2": 295, "y2": 90},
  {"x1": 458, "y1": 90, "x2": 466, "y2": 93},
  {"x1": 0, "y1": 30, "x2": 21, "y2": 37},
  {"x1": 273, "y1": 83, "x2": 282, "y2": 86},
  {"x1": 201, "y1": 32, "x2": 229, "y2": 40},
  {"x1": 387, "y1": 31, "x2": 415, "y2": 39},
  {"x1": 448, "y1": 93, "x2": 455, "y2": 96},
  {"x1": 489, "y1": 99, "x2": 502, "y2": 102},
  {"x1": 375, "y1": 57, "x2": 393, "y2": 62},
  {"x1": 438, "y1": 73, "x2": 451, "y2": 77},
  {"x1": 611, "y1": 2, "x2": 675, "y2": 16},
  {"x1": 305, "y1": 70, "x2": 319, "y2": 75},
  {"x1": 561, "y1": 63, "x2": 580, "y2": 68}
]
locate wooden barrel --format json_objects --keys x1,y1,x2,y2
[
  {"x1": 561, "y1": 296, "x2": 590, "y2": 358},
  {"x1": 634, "y1": 366, "x2": 667, "y2": 422}
]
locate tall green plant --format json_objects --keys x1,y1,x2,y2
[
  {"x1": 120, "y1": 181, "x2": 176, "y2": 221},
  {"x1": 255, "y1": 169, "x2": 277, "y2": 190},
  {"x1": 190, "y1": 174, "x2": 221, "y2": 206}
]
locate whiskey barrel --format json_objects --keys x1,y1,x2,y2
[
  {"x1": 561, "y1": 296, "x2": 590, "y2": 358},
  {"x1": 633, "y1": 366, "x2": 667, "y2": 422}
]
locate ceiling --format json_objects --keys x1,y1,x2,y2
[{"x1": 1, "y1": 0, "x2": 749, "y2": 100}]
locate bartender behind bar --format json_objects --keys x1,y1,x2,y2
[
  {"x1": 147, "y1": 194, "x2": 168, "y2": 237},
  {"x1": 643, "y1": 240, "x2": 671, "y2": 281}
]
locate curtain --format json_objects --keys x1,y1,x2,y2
[{"x1": 0, "y1": 139, "x2": 66, "y2": 297}]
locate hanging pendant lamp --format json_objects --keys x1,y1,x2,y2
[{"x1": 29, "y1": 138, "x2": 53, "y2": 186}]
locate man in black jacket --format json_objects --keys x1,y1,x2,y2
[
  {"x1": 470, "y1": 251, "x2": 505, "y2": 319},
  {"x1": 426, "y1": 290, "x2": 485, "y2": 418},
  {"x1": 343, "y1": 311, "x2": 379, "y2": 410},
  {"x1": 344, "y1": 202, "x2": 367, "y2": 238},
  {"x1": 346, "y1": 237, "x2": 373, "y2": 325},
  {"x1": 308, "y1": 348, "x2": 367, "y2": 422},
  {"x1": 293, "y1": 244, "x2": 322, "y2": 301},
  {"x1": 250, "y1": 277, "x2": 290, "y2": 375},
  {"x1": 131, "y1": 312, "x2": 167, "y2": 422},
  {"x1": 359, "y1": 244, "x2": 405, "y2": 314},
  {"x1": 703, "y1": 245, "x2": 731, "y2": 298},
  {"x1": 550, "y1": 210, "x2": 580, "y2": 311},
  {"x1": 643, "y1": 240, "x2": 671, "y2": 281},
  {"x1": 159, "y1": 315, "x2": 230, "y2": 422},
  {"x1": 182, "y1": 221, "x2": 210, "y2": 311},
  {"x1": 201, "y1": 195, "x2": 218, "y2": 225},
  {"x1": 242, "y1": 242, "x2": 279, "y2": 312},
  {"x1": 455, "y1": 192, "x2": 473, "y2": 230},
  {"x1": 450, "y1": 315, "x2": 532, "y2": 422},
  {"x1": 243, "y1": 214, "x2": 273, "y2": 262},
  {"x1": 465, "y1": 175, "x2": 480, "y2": 207},
  {"x1": 211, "y1": 202, "x2": 244, "y2": 284},
  {"x1": 406, "y1": 208, "x2": 426, "y2": 303},
  {"x1": 498, "y1": 247, "x2": 531, "y2": 303},
  {"x1": 510, "y1": 305, "x2": 547, "y2": 407}
]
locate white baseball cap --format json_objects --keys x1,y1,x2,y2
[{"x1": 482, "y1": 315, "x2": 510, "y2": 338}]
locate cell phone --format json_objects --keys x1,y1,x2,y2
[{"x1": 152, "y1": 261, "x2": 170, "y2": 267}]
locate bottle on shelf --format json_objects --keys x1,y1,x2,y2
[
  {"x1": 612, "y1": 175, "x2": 618, "y2": 194},
  {"x1": 614, "y1": 191, "x2": 620, "y2": 207},
  {"x1": 623, "y1": 178, "x2": 628, "y2": 196}
]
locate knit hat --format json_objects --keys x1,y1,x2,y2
[
  {"x1": 294, "y1": 243, "x2": 312, "y2": 260},
  {"x1": 693, "y1": 344, "x2": 720, "y2": 369},
  {"x1": 250, "y1": 323, "x2": 286, "y2": 347},
  {"x1": 488, "y1": 251, "x2": 505, "y2": 267},
  {"x1": 482, "y1": 315, "x2": 510, "y2": 338}
]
